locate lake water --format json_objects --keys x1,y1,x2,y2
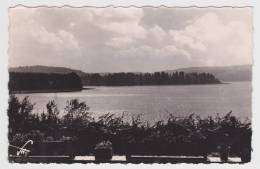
[{"x1": 15, "y1": 81, "x2": 252, "y2": 123}]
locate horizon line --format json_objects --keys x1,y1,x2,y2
[{"x1": 8, "y1": 64, "x2": 252, "y2": 74}]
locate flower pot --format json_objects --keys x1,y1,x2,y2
[
  {"x1": 95, "y1": 148, "x2": 112, "y2": 161},
  {"x1": 94, "y1": 141, "x2": 113, "y2": 162},
  {"x1": 240, "y1": 148, "x2": 251, "y2": 163},
  {"x1": 218, "y1": 145, "x2": 229, "y2": 162}
]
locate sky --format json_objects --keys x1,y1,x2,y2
[{"x1": 9, "y1": 7, "x2": 253, "y2": 73}]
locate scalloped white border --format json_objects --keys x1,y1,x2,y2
[{"x1": 0, "y1": 1, "x2": 259, "y2": 169}]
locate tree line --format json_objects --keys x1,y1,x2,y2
[
  {"x1": 8, "y1": 71, "x2": 221, "y2": 91},
  {"x1": 82, "y1": 71, "x2": 221, "y2": 86}
]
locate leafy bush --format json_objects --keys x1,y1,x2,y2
[{"x1": 8, "y1": 96, "x2": 251, "y2": 157}]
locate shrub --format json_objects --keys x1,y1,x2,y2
[{"x1": 8, "y1": 96, "x2": 252, "y2": 157}]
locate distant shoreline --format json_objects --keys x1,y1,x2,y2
[
  {"x1": 10, "y1": 83, "x2": 234, "y2": 94},
  {"x1": 82, "y1": 87, "x2": 95, "y2": 90},
  {"x1": 83, "y1": 82, "x2": 229, "y2": 87},
  {"x1": 10, "y1": 88, "x2": 83, "y2": 94}
]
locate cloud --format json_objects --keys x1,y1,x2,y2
[
  {"x1": 31, "y1": 27, "x2": 80, "y2": 53},
  {"x1": 168, "y1": 12, "x2": 253, "y2": 66},
  {"x1": 91, "y1": 7, "x2": 144, "y2": 21},
  {"x1": 9, "y1": 7, "x2": 253, "y2": 72},
  {"x1": 106, "y1": 36, "x2": 134, "y2": 48},
  {"x1": 95, "y1": 8, "x2": 146, "y2": 39},
  {"x1": 9, "y1": 7, "x2": 81, "y2": 67},
  {"x1": 112, "y1": 45, "x2": 192, "y2": 72},
  {"x1": 147, "y1": 25, "x2": 167, "y2": 43},
  {"x1": 169, "y1": 30, "x2": 206, "y2": 51},
  {"x1": 99, "y1": 21, "x2": 147, "y2": 39}
]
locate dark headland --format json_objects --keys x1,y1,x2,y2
[{"x1": 8, "y1": 72, "x2": 83, "y2": 93}]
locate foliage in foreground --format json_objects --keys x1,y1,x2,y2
[{"x1": 8, "y1": 95, "x2": 251, "y2": 156}]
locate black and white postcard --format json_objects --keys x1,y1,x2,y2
[{"x1": 0, "y1": 0, "x2": 258, "y2": 168}]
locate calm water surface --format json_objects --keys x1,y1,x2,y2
[{"x1": 15, "y1": 82, "x2": 251, "y2": 123}]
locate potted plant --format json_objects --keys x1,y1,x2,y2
[{"x1": 94, "y1": 141, "x2": 113, "y2": 162}]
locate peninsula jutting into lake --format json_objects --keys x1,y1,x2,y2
[{"x1": 8, "y1": 72, "x2": 83, "y2": 93}]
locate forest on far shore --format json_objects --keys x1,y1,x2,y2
[
  {"x1": 8, "y1": 71, "x2": 221, "y2": 92},
  {"x1": 81, "y1": 71, "x2": 221, "y2": 86}
]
